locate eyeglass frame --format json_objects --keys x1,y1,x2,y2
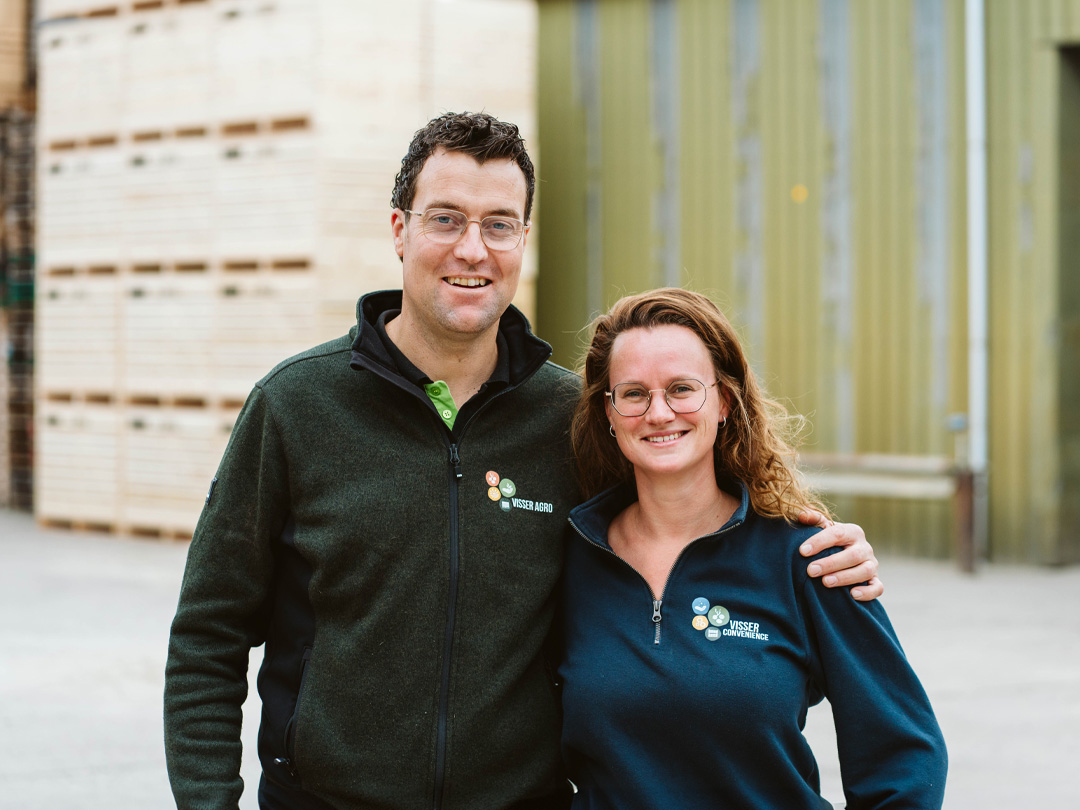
[
  {"x1": 604, "y1": 379, "x2": 720, "y2": 417},
  {"x1": 403, "y1": 207, "x2": 528, "y2": 251}
]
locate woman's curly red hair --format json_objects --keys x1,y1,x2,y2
[{"x1": 571, "y1": 288, "x2": 830, "y2": 522}]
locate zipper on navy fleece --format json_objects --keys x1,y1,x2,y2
[
  {"x1": 432, "y1": 442, "x2": 463, "y2": 810},
  {"x1": 570, "y1": 518, "x2": 743, "y2": 647}
]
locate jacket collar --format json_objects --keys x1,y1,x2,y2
[
  {"x1": 567, "y1": 476, "x2": 750, "y2": 550},
  {"x1": 349, "y1": 289, "x2": 553, "y2": 393}
]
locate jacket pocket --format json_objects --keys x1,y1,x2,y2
[{"x1": 282, "y1": 646, "x2": 313, "y2": 768}]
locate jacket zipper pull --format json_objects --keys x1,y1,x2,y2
[
  {"x1": 273, "y1": 757, "x2": 299, "y2": 779},
  {"x1": 652, "y1": 599, "x2": 663, "y2": 645},
  {"x1": 449, "y1": 444, "x2": 462, "y2": 479}
]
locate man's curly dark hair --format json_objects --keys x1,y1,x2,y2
[{"x1": 391, "y1": 112, "x2": 536, "y2": 223}]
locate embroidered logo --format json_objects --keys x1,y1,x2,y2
[
  {"x1": 484, "y1": 470, "x2": 554, "y2": 514},
  {"x1": 690, "y1": 597, "x2": 769, "y2": 642}
]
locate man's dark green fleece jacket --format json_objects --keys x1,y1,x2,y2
[{"x1": 165, "y1": 291, "x2": 581, "y2": 809}]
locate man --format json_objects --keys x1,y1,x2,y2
[{"x1": 165, "y1": 112, "x2": 881, "y2": 810}]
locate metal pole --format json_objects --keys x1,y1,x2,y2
[{"x1": 965, "y1": 0, "x2": 989, "y2": 563}]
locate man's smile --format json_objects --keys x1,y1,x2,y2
[{"x1": 445, "y1": 276, "x2": 491, "y2": 287}]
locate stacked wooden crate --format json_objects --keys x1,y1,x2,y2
[
  {"x1": 0, "y1": 308, "x2": 8, "y2": 507},
  {"x1": 0, "y1": 0, "x2": 29, "y2": 509},
  {"x1": 35, "y1": 0, "x2": 538, "y2": 537},
  {"x1": 0, "y1": 0, "x2": 27, "y2": 109},
  {"x1": 2, "y1": 268, "x2": 34, "y2": 513},
  {"x1": 1, "y1": 103, "x2": 35, "y2": 512}
]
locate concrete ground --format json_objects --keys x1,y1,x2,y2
[{"x1": 1, "y1": 507, "x2": 1077, "y2": 809}]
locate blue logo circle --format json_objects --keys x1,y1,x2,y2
[{"x1": 692, "y1": 597, "x2": 710, "y2": 615}]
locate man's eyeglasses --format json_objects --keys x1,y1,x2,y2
[
  {"x1": 605, "y1": 379, "x2": 719, "y2": 417},
  {"x1": 404, "y1": 208, "x2": 527, "y2": 251}
]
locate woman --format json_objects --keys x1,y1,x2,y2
[{"x1": 559, "y1": 289, "x2": 947, "y2": 809}]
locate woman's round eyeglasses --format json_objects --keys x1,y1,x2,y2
[{"x1": 605, "y1": 379, "x2": 719, "y2": 417}]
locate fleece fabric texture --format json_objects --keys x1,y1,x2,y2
[
  {"x1": 165, "y1": 291, "x2": 581, "y2": 810},
  {"x1": 559, "y1": 481, "x2": 948, "y2": 810}
]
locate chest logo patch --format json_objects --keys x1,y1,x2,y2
[
  {"x1": 690, "y1": 598, "x2": 770, "y2": 642},
  {"x1": 484, "y1": 470, "x2": 554, "y2": 514}
]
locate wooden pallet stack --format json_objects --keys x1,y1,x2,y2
[
  {"x1": 0, "y1": 308, "x2": 8, "y2": 507},
  {"x1": 0, "y1": 0, "x2": 30, "y2": 510},
  {"x1": 1, "y1": 117, "x2": 34, "y2": 513},
  {"x1": 35, "y1": 0, "x2": 538, "y2": 537},
  {"x1": 0, "y1": 0, "x2": 27, "y2": 109}
]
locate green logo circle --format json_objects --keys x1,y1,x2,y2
[
  {"x1": 707, "y1": 605, "x2": 730, "y2": 627},
  {"x1": 498, "y1": 479, "x2": 516, "y2": 497}
]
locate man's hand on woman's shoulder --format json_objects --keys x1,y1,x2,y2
[{"x1": 797, "y1": 511, "x2": 884, "y2": 602}]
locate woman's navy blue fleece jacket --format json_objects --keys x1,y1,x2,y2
[{"x1": 558, "y1": 481, "x2": 947, "y2": 809}]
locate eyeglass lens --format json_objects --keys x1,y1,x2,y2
[
  {"x1": 610, "y1": 379, "x2": 708, "y2": 417},
  {"x1": 414, "y1": 209, "x2": 523, "y2": 250}
]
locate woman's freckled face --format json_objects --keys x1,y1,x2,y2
[{"x1": 606, "y1": 325, "x2": 726, "y2": 481}]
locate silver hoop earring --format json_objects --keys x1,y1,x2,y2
[
  {"x1": 609, "y1": 425, "x2": 616, "y2": 438},
  {"x1": 719, "y1": 415, "x2": 727, "y2": 428}
]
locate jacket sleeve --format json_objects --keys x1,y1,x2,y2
[
  {"x1": 164, "y1": 386, "x2": 291, "y2": 809},
  {"x1": 800, "y1": 552, "x2": 948, "y2": 810}
]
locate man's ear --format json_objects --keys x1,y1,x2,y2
[{"x1": 391, "y1": 209, "x2": 407, "y2": 260}]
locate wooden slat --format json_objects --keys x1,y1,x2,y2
[
  {"x1": 799, "y1": 453, "x2": 954, "y2": 476},
  {"x1": 803, "y1": 471, "x2": 955, "y2": 501}
]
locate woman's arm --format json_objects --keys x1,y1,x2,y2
[{"x1": 800, "y1": 552, "x2": 947, "y2": 809}]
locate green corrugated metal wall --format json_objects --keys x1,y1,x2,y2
[
  {"x1": 985, "y1": 0, "x2": 1080, "y2": 563},
  {"x1": 536, "y1": 0, "x2": 1080, "y2": 563}
]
